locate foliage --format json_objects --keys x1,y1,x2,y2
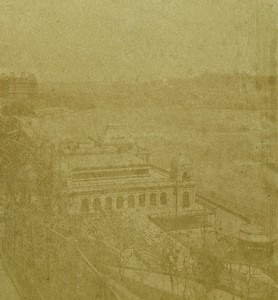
[
  {"x1": 99, "y1": 212, "x2": 139, "y2": 278},
  {"x1": 191, "y1": 244, "x2": 225, "y2": 295},
  {"x1": 0, "y1": 109, "x2": 66, "y2": 216}
]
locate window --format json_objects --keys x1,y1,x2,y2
[
  {"x1": 127, "y1": 195, "x2": 135, "y2": 208},
  {"x1": 93, "y1": 198, "x2": 101, "y2": 210},
  {"x1": 183, "y1": 192, "x2": 190, "y2": 208},
  {"x1": 160, "y1": 192, "x2": 167, "y2": 205},
  {"x1": 116, "y1": 196, "x2": 124, "y2": 209},
  {"x1": 182, "y1": 172, "x2": 190, "y2": 180},
  {"x1": 139, "y1": 194, "x2": 145, "y2": 207},
  {"x1": 81, "y1": 198, "x2": 89, "y2": 213},
  {"x1": 105, "y1": 197, "x2": 113, "y2": 210},
  {"x1": 150, "y1": 193, "x2": 157, "y2": 206}
]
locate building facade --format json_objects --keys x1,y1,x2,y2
[
  {"x1": 62, "y1": 138, "x2": 199, "y2": 216},
  {"x1": 0, "y1": 73, "x2": 38, "y2": 99}
]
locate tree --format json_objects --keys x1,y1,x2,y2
[
  {"x1": 0, "y1": 110, "x2": 65, "y2": 214},
  {"x1": 160, "y1": 236, "x2": 180, "y2": 295},
  {"x1": 191, "y1": 244, "x2": 225, "y2": 299},
  {"x1": 214, "y1": 238, "x2": 238, "y2": 300},
  {"x1": 238, "y1": 263, "x2": 257, "y2": 300},
  {"x1": 0, "y1": 114, "x2": 34, "y2": 199},
  {"x1": 224, "y1": 262, "x2": 240, "y2": 300},
  {"x1": 0, "y1": 110, "x2": 70, "y2": 299},
  {"x1": 99, "y1": 212, "x2": 138, "y2": 280}
]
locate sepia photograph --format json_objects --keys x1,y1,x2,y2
[{"x1": 0, "y1": 0, "x2": 277, "y2": 299}]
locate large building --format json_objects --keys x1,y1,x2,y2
[
  {"x1": 236, "y1": 223, "x2": 276, "y2": 260},
  {"x1": 61, "y1": 128, "x2": 201, "y2": 216},
  {"x1": 0, "y1": 72, "x2": 38, "y2": 99}
]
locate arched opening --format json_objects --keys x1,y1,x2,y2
[
  {"x1": 93, "y1": 198, "x2": 101, "y2": 210},
  {"x1": 139, "y1": 194, "x2": 145, "y2": 207},
  {"x1": 183, "y1": 192, "x2": 190, "y2": 208},
  {"x1": 105, "y1": 197, "x2": 113, "y2": 210},
  {"x1": 127, "y1": 195, "x2": 135, "y2": 208},
  {"x1": 182, "y1": 172, "x2": 189, "y2": 180},
  {"x1": 81, "y1": 198, "x2": 90, "y2": 213},
  {"x1": 150, "y1": 193, "x2": 157, "y2": 206},
  {"x1": 160, "y1": 192, "x2": 167, "y2": 205},
  {"x1": 116, "y1": 196, "x2": 124, "y2": 209}
]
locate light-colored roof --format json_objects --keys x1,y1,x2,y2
[
  {"x1": 240, "y1": 223, "x2": 265, "y2": 235},
  {"x1": 67, "y1": 167, "x2": 188, "y2": 196},
  {"x1": 66, "y1": 151, "x2": 147, "y2": 171},
  {"x1": 237, "y1": 223, "x2": 276, "y2": 243},
  {"x1": 238, "y1": 234, "x2": 274, "y2": 243},
  {"x1": 237, "y1": 232, "x2": 275, "y2": 243}
]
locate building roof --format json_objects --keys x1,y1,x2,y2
[
  {"x1": 67, "y1": 165, "x2": 195, "y2": 197},
  {"x1": 237, "y1": 223, "x2": 276, "y2": 243},
  {"x1": 65, "y1": 151, "x2": 148, "y2": 171}
]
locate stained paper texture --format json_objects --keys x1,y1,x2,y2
[{"x1": 0, "y1": 1, "x2": 277, "y2": 299}]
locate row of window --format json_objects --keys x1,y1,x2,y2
[{"x1": 80, "y1": 192, "x2": 190, "y2": 212}]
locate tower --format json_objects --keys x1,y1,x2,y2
[{"x1": 170, "y1": 154, "x2": 193, "y2": 181}]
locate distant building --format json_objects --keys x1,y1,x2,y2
[
  {"x1": 65, "y1": 149, "x2": 198, "y2": 215},
  {"x1": 0, "y1": 72, "x2": 38, "y2": 99},
  {"x1": 61, "y1": 127, "x2": 202, "y2": 216}
]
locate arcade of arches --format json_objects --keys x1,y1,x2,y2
[{"x1": 79, "y1": 190, "x2": 192, "y2": 212}]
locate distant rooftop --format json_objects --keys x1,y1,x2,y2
[
  {"x1": 66, "y1": 151, "x2": 148, "y2": 171},
  {"x1": 0, "y1": 72, "x2": 37, "y2": 81}
]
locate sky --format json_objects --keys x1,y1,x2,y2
[{"x1": 0, "y1": 0, "x2": 277, "y2": 82}]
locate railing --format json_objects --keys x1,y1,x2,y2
[
  {"x1": 196, "y1": 192, "x2": 269, "y2": 227},
  {"x1": 148, "y1": 208, "x2": 214, "y2": 219},
  {"x1": 67, "y1": 177, "x2": 196, "y2": 197}
]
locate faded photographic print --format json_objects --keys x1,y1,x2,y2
[{"x1": 0, "y1": 1, "x2": 277, "y2": 299}]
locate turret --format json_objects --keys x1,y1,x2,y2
[
  {"x1": 135, "y1": 145, "x2": 150, "y2": 162},
  {"x1": 170, "y1": 154, "x2": 193, "y2": 181}
]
